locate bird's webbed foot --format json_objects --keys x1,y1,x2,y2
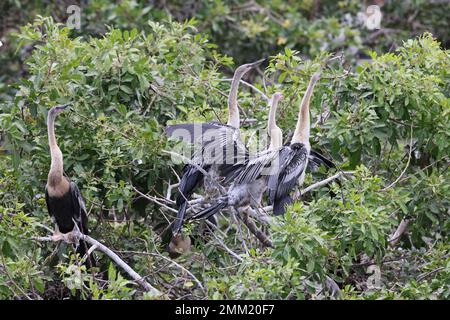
[
  {"x1": 51, "y1": 230, "x2": 64, "y2": 242},
  {"x1": 51, "y1": 230, "x2": 77, "y2": 244}
]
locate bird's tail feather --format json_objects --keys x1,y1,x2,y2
[
  {"x1": 308, "y1": 149, "x2": 343, "y2": 200},
  {"x1": 189, "y1": 200, "x2": 228, "y2": 221},
  {"x1": 172, "y1": 200, "x2": 188, "y2": 235},
  {"x1": 309, "y1": 149, "x2": 335, "y2": 169},
  {"x1": 273, "y1": 195, "x2": 293, "y2": 216}
]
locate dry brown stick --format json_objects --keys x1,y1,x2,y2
[
  {"x1": 238, "y1": 209, "x2": 273, "y2": 248},
  {"x1": 417, "y1": 267, "x2": 445, "y2": 282},
  {"x1": 119, "y1": 250, "x2": 205, "y2": 293},
  {"x1": 33, "y1": 231, "x2": 162, "y2": 296}
]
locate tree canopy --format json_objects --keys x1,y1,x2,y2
[{"x1": 0, "y1": 1, "x2": 449, "y2": 300}]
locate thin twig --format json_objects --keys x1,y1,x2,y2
[
  {"x1": 32, "y1": 231, "x2": 162, "y2": 296},
  {"x1": 166, "y1": 182, "x2": 179, "y2": 200},
  {"x1": 0, "y1": 254, "x2": 34, "y2": 300},
  {"x1": 205, "y1": 223, "x2": 244, "y2": 262},
  {"x1": 120, "y1": 250, "x2": 205, "y2": 293},
  {"x1": 417, "y1": 267, "x2": 445, "y2": 282},
  {"x1": 382, "y1": 125, "x2": 414, "y2": 191},
  {"x1": 132, "y1": 186, "x2": 177, "y2": 214},
  {"x1": 246, "y1": 206, "x2": 273, "y2": 224},
  {"x1": 301, "y1": 171, "x2": 353, "y2": 196}
]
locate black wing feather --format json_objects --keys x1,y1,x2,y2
[
  {"x1": 267, "y1": 145, "x2": 309, "y2": 215},
  {"x1": 267, "y1": 147, "x2": 297, "y2": 203},
  {"x1": 235, "y1": 148, "x2": 280, "y2": 185},
  {"x1": 172, "y1": 164, "x2": 205, "y2": 235},
  {"x1": 69, "y1": 181, "x2": 88, "y2": 235},
  {"x1": 69, "y1": 181, "x2": 95, "y2": 267},
  {"x1": 276, "y1": 154, "x2": 307, "y2": 199},
  {"x1": 308, "y1": 149, "x2": 335, "y2": 170},
  {"x1": 45, "y1": 187, "x2": 52, "y2": 218},
  {"x1": 168, "y1": 122, "x2": 247, "y2": 234}
]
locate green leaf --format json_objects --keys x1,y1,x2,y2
[
  {"x1": 120, "y1": 85, "x2": 132, "y2": 94},
  {"x1": 306, "y1": 260, "x2": 315, "y2": 273},
  {"x1": 108, "y1": 263, "x2": 117, "y2": 281}
]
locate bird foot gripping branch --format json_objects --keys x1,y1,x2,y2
[{"x1": 51, "y1": 230, "x2": 79, "y2": 244}]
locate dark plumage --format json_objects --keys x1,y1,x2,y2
[
  {"x1": 172, "y1": 162, "x2": 206, "y2": 234},
  {"x1": 166, "y1": 59, "x2": 264, "y2": 236},
  {"x1": 45, "y1": 180, "x2": 88, "y2": 234},
  {"x1": 309, "y1": 149, "x2": 336, "y2": 170},
  {"x1": 189, "y1": 72, "x2": 323, "y2": 220},
  {"x1": 45, "y1": 180, "x2": 94, "y2": 267},
  {"x1": 267, "y1": 143, "x2": 309, "y2": 215}
]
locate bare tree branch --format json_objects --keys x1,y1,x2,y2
[
  {"x1": 205, "y1": 221, "x2": 244, "y2": 262},
  {"x1": 120, "y1": 250, "x2": 205, "y2": 293},
  {"x1": 238, "y1": 209, "x2": 273, "y2": 248},
  {"x1": 300, "y1": 171, "x2": 353, "y2": 196},
  {"x1": 166, "y1": 182, "x2": 179, "y2": 200},
  {"x1": 32, "y1": 231, "x2": 162, "y2": 296},
  {"x1": 132, "y1": 185, "x2": 178, "y2": 214}
]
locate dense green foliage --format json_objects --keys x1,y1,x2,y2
[{"x1": 0, "y1": 1, "x2": 449, "y2": 300}]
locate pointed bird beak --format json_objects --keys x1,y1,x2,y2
[
  {"x1": 247, "y1": 58, "x2": 266, "y2": 68},
  {"x1": 55, "y1": 103, "x2": 71, "y2": 111}
]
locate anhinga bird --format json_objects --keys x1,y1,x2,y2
[
  {"x1": 190, "y1": 72, "x2": 321, "y2": 219},
  {"x1": 188, "y1": 91, "x2": 285, "y2": 221},
  {"x1": 166, "y1": 59, "x2": 264, "y2": 236},
  {"x1": 45, "y1": 104, "x2": 94, "y2": 267},
  {"x1": 266, "y1": 72, "x2": 321, "y2": 214}
]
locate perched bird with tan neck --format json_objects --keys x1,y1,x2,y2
[
  {"x1": 45, "y1": 104, "x2": 94, "y2": 268},
  {"x1": 265, "y1": 72, "x2": 321, "y2": 214}
]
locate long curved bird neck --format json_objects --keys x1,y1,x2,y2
[
  {"x1": 227, "y1": 67, "x2": 248, "y2": 129},
  {"x1": 47, "y1": 111, "x2": 65, "y2": 187},
  {"x1": 291, "y1": 72, "x2": 320, "y2": 147},
  {"x1": 268, "y1": 94, "x2": 283, "y2": 150}
]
